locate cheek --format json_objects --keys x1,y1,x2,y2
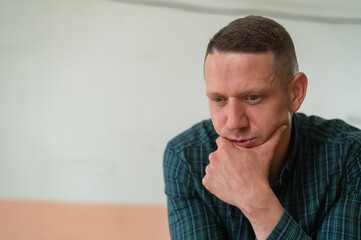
[
  {"x1": 209, "y1": 108, "x2": 226, "y2": 134},
  {"x1": 248, "y1": 103, "x2": 291, "y2": 136}
]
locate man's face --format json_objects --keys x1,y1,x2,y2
[{"x1": 204, "y1": 51, "x2": 293, "y2": 149}]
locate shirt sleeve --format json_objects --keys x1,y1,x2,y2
[
  {"x1": 163, "y1": 143, "x2": 226, "y2": 240},
  {"x1": 316, "y1": 151, "x2": 361, "y2": 239},
  {"x1": 268, "y1": 153, "x2": 361, "y2": 240},
  {"x1": 267, "y1": 209, "x2": 311, "y2": 239},
  {"x1": 268, "y1": 192, "x2": 361, "y2": 239}
]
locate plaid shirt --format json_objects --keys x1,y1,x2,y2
[{"x1": 164, "y1": 113, "x2": 361, "y2": 239}]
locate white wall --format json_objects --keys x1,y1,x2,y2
[{"x1": 0, "y1": 0, "x2": 360, "y2": 204}]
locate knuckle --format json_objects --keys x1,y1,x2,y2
[
  {"x1": 202, "y1": 176, "x2": 209, "y2": 187},
  {"x1": 205, "y1": 164, "x2": 210, "y2": 174},
  {"x1": 216, "y1": 137, "x2": 227, "y2": 148},
  {"x1": 205, "y1": 162, "x2": 215, "y2": 174},
  {"x1": 218, "y1": 140, "x2": 227, "y2": 149},
  {"x1": 209, "y1": 152, "x2": 221, "y2": 164},
  {"x1": 209, "y1": 152, "x2": 215, "y2": 161}
]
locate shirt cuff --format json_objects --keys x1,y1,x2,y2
[{"x1": 266, "y1": 209, "x2": 310, "y2": 240}]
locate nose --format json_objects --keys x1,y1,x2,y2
[{"x1": 226, "y1": 100, "x2": 250, "y2": 131}]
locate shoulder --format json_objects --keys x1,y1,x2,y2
[
  {"x1": 294, "y1": 113, "x2": 361, "y2": 178},
  {"x1": 166, "y1": 119, "x2": 218, "y2": 154},
  {"x1": 164, "y1": 119, "x2": 218, "y2": 179},
  {"x1": 295, "y1": 112, "x2": 361, "y2": 146},
  {"x1": 293, "y1": 113, "x2": 361, "y2": 192}
]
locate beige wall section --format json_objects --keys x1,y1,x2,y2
[{"x1": 0, "y1": 200, "x2": 170, "y2": 240}]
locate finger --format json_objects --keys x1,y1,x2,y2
[
  {"x1": 204, "y1": 164, "x2": 211, "y2": 175},
  {"x1": 202, "y1": 175, "x2": 210, "y2": 189},
  {"x1": 202, "y1": 175, "x2": 214, "y2": 193},
  {"x1": 215, "y1": 136, "x2": 224, "y2": 145},
  {"x1": 208, "y1": 152, "x2": 216, "y2": 163}
]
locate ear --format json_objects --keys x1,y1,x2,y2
[{"x1": 288, "y1": 72, "x2": 308, "y2": 112}]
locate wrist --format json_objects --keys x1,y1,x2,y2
[
  {"x1": 252, "y1": 206, "x2": 284, "y2": 240},
  {"x1": 238, "y1": 186, "x2": 284, "y2": 240}
]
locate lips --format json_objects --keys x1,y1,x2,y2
[{"x1": 230, "y1": 138, "x2": 255, "y2": 148}]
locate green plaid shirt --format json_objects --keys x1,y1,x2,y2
[{"x1": 164, "y1": 113, "x2": 361, "y2": 239}]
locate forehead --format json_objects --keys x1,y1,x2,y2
[{"x1": 204, "y1": 51, "x2": 279, "y2": 95}]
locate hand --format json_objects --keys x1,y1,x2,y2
[{"x1": 202, "y1": 125, "x2": 287, "y2": 240}]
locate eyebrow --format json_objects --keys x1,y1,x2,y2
[{"x1": 206, "y1": 88, "x2": 269, "y2": 98}]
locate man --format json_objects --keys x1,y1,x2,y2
[{"x1": 163, "y1": 15, "x2": 361, "y2": 239}]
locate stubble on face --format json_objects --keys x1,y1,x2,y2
[{"x1": 204, "y1": 51, "x2": 293, "y2": 150}]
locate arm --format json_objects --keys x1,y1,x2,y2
[
  {"x1": 163, "y1": 143, "x2": 226, "y2": 240},
  {"x1": 315, "y1": 153, "x2": 361, "y2": 239},
  {"x1": 268, "y1": 185, "x2": 361, "y2": 239},
  {"x1": 268, "y1": 149, "x2": 361, "y2": 239}
]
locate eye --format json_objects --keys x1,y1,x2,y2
[
  {"x1": 248, "y1": 95, "x2": 259, "y2": 101},
  {"x1": 213, "y1": 97, "x2": 224, "y2": 102},
  {"x1": 245, "y1": 95, "x2": 262, "y2": 104},
  {"x1": 210, "y1": 97, "x2": 227, "y2": 105}
]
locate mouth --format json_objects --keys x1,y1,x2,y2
[{"x1": 229, "y1": 138, "x2": 255, "y2": 148}]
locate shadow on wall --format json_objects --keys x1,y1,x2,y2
[{"x1": 0, "y1": 200, "x2": 170, "y2": 240}]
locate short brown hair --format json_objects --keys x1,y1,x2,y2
[{"x1": 206, "y1": 15, "x2": 298, "y2": 89}]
